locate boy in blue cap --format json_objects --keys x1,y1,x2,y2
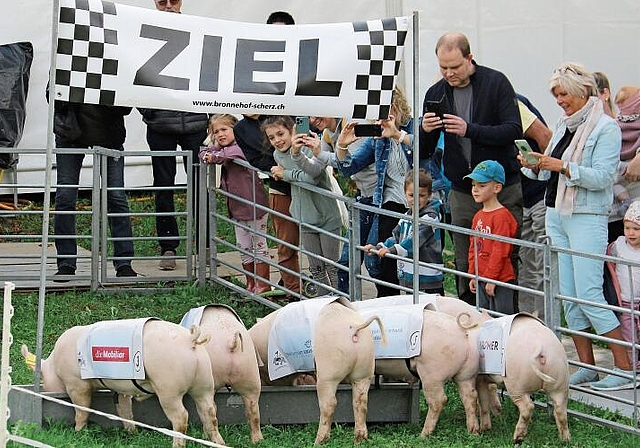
[{"x1": 465, "y1": 160, "x2": 519, "y2": 314}]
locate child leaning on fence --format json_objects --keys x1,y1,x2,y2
[
  {"x1": 264, "y1": 115, "x2": 342, "y2": 297},
  {"x1": 604, "y1": 199, "x2": 640, "y2": 370},
  {"x1": 364, "y1": 169, "x2": 445, "y2": 294},
  {"x1": 199, "y1": 114, "x2": 271, "y2": 294}
]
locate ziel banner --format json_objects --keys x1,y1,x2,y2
[{"x1": 53, "y1": 0, "x2": 409, "y2": 119}]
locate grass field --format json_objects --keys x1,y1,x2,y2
[{"x1": 6, "y1": 283, "x2": 640, "y2": 448}]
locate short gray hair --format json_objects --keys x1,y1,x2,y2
[{"x1": 549, "y1": 62, "x2": 597, "y2": 98}]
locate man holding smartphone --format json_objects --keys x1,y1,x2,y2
[{"x1": 419, "y1": 32, "x2": 523, "y2": 305}]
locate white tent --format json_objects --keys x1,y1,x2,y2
[{"x1": 2, "y1": 0, "x2": 640, "y2": 194}]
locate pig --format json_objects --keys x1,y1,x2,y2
[
  {"x1": 248, "y1": 299, "x2": 385, "y2": 445},
  {"x1": 360, "y1": 306, "x2": 482, "y2": 438},
  {"x1": 435, "y1": 296, "x2": 571, "y2": 443},
  {"x1": 312, "y1": 300, "x2": 385, "y2": 445},
  {"x1": 185, "y1": 305, "x2": 263, "y2": 443},
  {"x1": 21, "y1": 320, "x2": 225, "y2": 448}
]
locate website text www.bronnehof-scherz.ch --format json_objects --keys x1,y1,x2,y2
[{"x1": 192, "y1": 99, "x2": 285, "y2": 111}]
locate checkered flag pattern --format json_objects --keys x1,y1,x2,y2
[
  {"x1": 55, "y1": 0, "x2": 119, "y2": 105},
  {"x1": 351, "y1": 18, "x2": 407, "y2": 120}
]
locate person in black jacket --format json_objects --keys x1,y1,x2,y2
[
  {"x1": 419, "y1": 32, "x2": 523, "y2": 305},
  {"x1": 140, "y1": 0, "x2": 209, "y2": 270},
  {"x1": 53, "y1": 102, "x2": 137, "y2": 280}
]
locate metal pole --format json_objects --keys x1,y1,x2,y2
[
  {"x1": 411, "y1": 10, "x2": 420, "y2": 303},
  {"x1": 95, "y1": 149, "x2": 104, "y2": 291},
  {"x1": 33, "y1": 0, "x2": 61, "y2": 395},
  {"x1": 348, "y1": 206, "x2": 362, "y2": 301}
]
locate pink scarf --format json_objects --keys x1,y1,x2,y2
[
  {"x1": 617, "y1": 91, "x2": 640, "y2": 161},
  {"x1": 546, "y1": 97, "x2": 604, "y2": 216}
]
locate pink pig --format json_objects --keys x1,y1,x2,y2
[
  {"x1": 190, "y1": 305, "x2": 263, "y2": 443},
  {"x1": 21, "y1": 320, "x2": 225, "y2": 448},
  {"x1": 435, "y1": 296, "x2": 571, "y2": 443}
]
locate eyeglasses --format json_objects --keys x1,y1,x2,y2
[{"x1": 156, "y1": 0, "x2": 181, "y2": 5}]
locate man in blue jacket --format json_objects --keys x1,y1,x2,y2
[{"x1": 419, "y1": 32, "x2": 523, "y2": 305}]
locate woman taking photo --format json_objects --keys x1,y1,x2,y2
[{"x1": 520, "y1": 62, "x2": 634, "y2": 391}]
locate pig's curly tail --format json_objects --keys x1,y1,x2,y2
[
  {"x1": 456, "y1": 312, "x2": 478, "y2": 330},
  {"x1": 352, "y1": 316, "x2": 387, "y2": 347},
  {"x1": 189, "y1": 324, "x2": 211, "y2": 347}
]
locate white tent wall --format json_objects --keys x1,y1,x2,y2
[{"x1": 2, "y1": 0, "x2": 640, "y2": 194}]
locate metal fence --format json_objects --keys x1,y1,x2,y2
[
  {"x1": 204, "y1": 159, "x2": 640, "y2": 434},
  {"x1": 1, "y1": 146, "x2": 639, "y2": 433}
]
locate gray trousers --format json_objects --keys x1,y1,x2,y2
[
  {"x1": 301, "y1": 227, "x2": 341, "y2": 295},
  {"x1": 518, "y1": 199, "x2": 547, "y2": 320}
]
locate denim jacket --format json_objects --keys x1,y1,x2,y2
[
  {"x1": 522, "y1": 114, "x2": 620, "y2": 216},
  {"x1": 328, "y1": 118, "x2": 414, "y2": 207}
]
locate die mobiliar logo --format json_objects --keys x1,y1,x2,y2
[{"x1": 92, "y1": 346, "x2": 130, "y2": 362}]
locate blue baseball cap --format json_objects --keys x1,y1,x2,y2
[{"x1": 464, "y1": 160, "x2": 505, "y2": 185}]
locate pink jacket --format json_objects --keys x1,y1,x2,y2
[{"x1": 199, "y1": 143, "x2": 268, "y2": 221}]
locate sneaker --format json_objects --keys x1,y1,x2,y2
[
  {"x1": 53, "y1": 266, "x2": 75, "y2": 283},
  {"x1": 159, "y1": 250, "x2": 177, "y2": 271},
  {"x1": 116, "y1": 265, "x2": 138, "y2": 278},
  {"x1": 590, "y1": 367, "x2": 637, "y2": 391},
  {"x1": 569, "y1": 367, "x2": 599, "y2": 385}
]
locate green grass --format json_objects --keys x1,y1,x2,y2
[{"x1": 7, "y1": 284, "x2": 640, "y2": 447}]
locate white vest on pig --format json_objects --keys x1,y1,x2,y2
[
  {"x1": 267, "y1": 296, "x2": 352, "y2": 380},
  {"x1": 180, "y1": 304, "x2": 243, "y2": 328},
  {"x1": 477, "y1": 313, "x2": 543, "y2": 375},
  {"x1": 78, "y1": 317, "x2": 157, "y2": 380},
  {"x1": 353, "y1": 295, "x2": 438, "y2": 359}
]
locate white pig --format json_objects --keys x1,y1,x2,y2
[
  {"x1": 312, "y1": 300, "x2": 384, "y2": 445},
  {"x1": 21, "y1": 320, "x2": 225, "y2": 448},
  {"x1": 366, "y1": 308, "x2": 482, "y2": 437},
  {"x1": 184, "y1": 305, "x2": 263, "y2": 443},
  {"x1": 248, "y1": 299, "x2": 385, "y2": 445},
  {"x1": 435, "y1": 296, "x2": 571, "y2": 443}
]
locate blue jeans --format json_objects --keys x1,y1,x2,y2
[
  {"x1": 545, "y1": 208, "x2": 620, "y2": 335},
  {"x1": 146, "y1": 128, "x2": 207, "y2": 253},
  {"x1": 54, "y1": 147, "x2": 134, "y2": 270},
  {"x1": 337, "y1": 196, "x2": 375, "y2": 294}
]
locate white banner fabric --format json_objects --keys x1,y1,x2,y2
[{"x1": 53, "y1": 0, "x2": 409, "y2": 119}]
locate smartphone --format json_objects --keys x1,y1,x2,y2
[
  {"x1": 354, "y1": 124, "x2": 383, "y2": 137},
  {"x1": 295, "y1": 116, "x2": 310, "y2": 135},
  {"x1": 514, "y1": 139, "x2": 538, "y2": 165},
  {"x1": 425, "y1": 94, "x2": 446, "y2": 119}
]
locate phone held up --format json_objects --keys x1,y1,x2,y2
[
  {"x1": 354, "y1": 123, "x2": 383, "y2": 137},
  {"x1": 514, "y1": 139, "x2": 538, "y2": 165},
  {"x1": 295, "y1": 116, "x2": 310, "y2": 135},
  {"x1": 425, "y1": 93, "x2": 445, "y2": 120}
]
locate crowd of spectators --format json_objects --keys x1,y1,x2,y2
[{"x1": 46, "y1": 4, "x2": 640, "y2": 390}]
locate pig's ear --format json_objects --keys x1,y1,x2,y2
[{"x1": 21, "y1": 344, "x2": 36, "y2": 371}]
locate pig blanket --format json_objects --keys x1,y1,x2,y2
[
  {"x1": 180, "y1": 304, "x2": 243, "y2": 328},
  {"x1": 354, "y1": 296, "x2": 438, "y2": 358},
  {"x1": 477, "y1": 313, "x2": 544, "y2": 375},
  {"x1": 78, "y1": 318, "x2": 155, "y2": 380},
  {"x1": 267, "y1": 296, "x2": 352, "y2": 380}
]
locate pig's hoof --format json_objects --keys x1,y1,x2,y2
[{"x1": 354, "y1": 430, "x2": 368, "y2": 444}]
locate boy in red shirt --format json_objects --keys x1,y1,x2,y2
[{"x1": 465, "y1": 160, "x2": 519, "y2": 314}]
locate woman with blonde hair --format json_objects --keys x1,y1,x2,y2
[{"x1": 520, "y1": 62, "x2": 634, "y2": 390}]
